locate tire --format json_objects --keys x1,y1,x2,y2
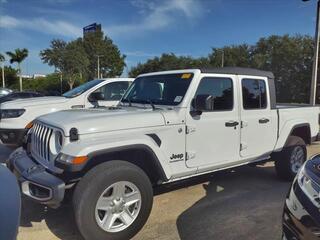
[
  {"x1": 274, "y1": 136, "x2": 307, "y2": 181},
  {"x1": 73, "y1": 160, "x2": 153, "y2": 240}
]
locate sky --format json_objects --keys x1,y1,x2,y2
[{"x1": 0, "y1": 0, "x2": 317, "y2": 76}]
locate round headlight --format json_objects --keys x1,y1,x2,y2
[{"x1": 49, "y1": 130, "x2": 64, "y2": 155}]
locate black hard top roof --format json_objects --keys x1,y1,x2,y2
[{"x1": 200, "y1": 67, "x2": 274, "y2": 79}]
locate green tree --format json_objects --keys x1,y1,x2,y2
[
  {"x1": 0, "y1": 66, "x2": 18, "y2": 89},
  {"x1": 208, "y1": 44, "x2": 252, "y2": 68},
  {"x1": 41, "y1": 31, "x2": 126, "y2": 87},
  {"x1": 40, "y1": 38, "x2": 89, "y2": 90},
  {"x1": 22, "y1": 73, "x2": 69, "y2": 94},
  {"x1": 40, "y1": 39, "x2": 67, "y2": 93},
  {"x1": 129, "y1": 35, "x2": 315, "y2": 104},
  {"x1": 64, "y1": 38, "x2": 89, "y2": 89},
  {"x1": 252, "y1": 35, "x2": 314, "y2": 103},
  {"x1": 129, "y1": 53, "x2": 210, "y2": 77},
  {"x1": 0, "y1": 53, "x2": 5, "y2": 88},
  {"x1": 83, "y1": 31, "x2": 126, "y2": 79},
  {"x1": 6, "y1": 48, "x2": 28, "y2": 91},
  {"x1": 40, "y1": 39, "x2": 67, "y2": 73}
]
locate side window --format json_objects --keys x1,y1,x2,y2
[
  {"x1": 195, "y1": 77, "x2": 234, "y2": 111},
  {"x1": 242, "y1": 79, "x2": 267, "y2": 110},
  {"x1": 94, "y1": 81, "x2": 130, "y2": 101}
]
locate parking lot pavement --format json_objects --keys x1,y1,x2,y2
[{"x1": 1, "y1": 143, "x2": 317, "y2": 240}]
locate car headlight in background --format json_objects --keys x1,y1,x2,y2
[
  {"x1": 0, "y1": 109, "x2": 25, "y2": 119},
  {"x1": 297, "y1": 162, "x2": 307, "y2": 187}
]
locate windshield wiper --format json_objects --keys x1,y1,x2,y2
[{"x1": 123, "y1": 98, "x2": 157, "y2": 110}]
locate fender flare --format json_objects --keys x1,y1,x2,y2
[
  {"x1": 81, "y1": 144, "x2": 169, "y2": 182},
  {"x1": 274, "y1": 122, "x2": 311, "y2": 152}
]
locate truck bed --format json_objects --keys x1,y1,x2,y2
[{"x1": 277, "y1": 105, "x2": 320, "y2": 143}]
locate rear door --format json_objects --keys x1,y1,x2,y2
[
  {"x1": 185, "y1": 75, "x2": 240, "y2": 169},
  {"x1": 239, "y1": 77, "x2": 278, "y2": 158}
]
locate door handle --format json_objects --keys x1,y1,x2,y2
[
  {"x1": 259, "y1": 118, "x2": 270, "y2": 124},
  {"x1": 225, "y1": 121, "x2": 239, "y2": 127}
]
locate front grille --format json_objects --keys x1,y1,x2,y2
[{"x1": 31, "y1": 122, "x2": 54, "y2": 162}]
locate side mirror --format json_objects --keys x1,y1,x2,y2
[
  {"x1": 88, "y1": 92, "x2": 105, "y2": 102},
  {"x1": 190, "y1": 94, "x2": 215, "y2": 116}
]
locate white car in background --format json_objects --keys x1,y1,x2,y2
[{"x1": 0, "y1": 78, "x2": 133, "y2": 146}]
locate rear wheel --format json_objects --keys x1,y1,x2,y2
[
  {"x1": 73, "y1": 160, "x2": 153, "y2": 240},
  {"x1": 274, "y1": 136, "x2": 307, "y2": 181}
]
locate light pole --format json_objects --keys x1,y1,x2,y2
[
  {"x1": 303, "y1": 0, "x2": 320, "y2": 105},
  {"x1": 215, "y1": 49, "x2": 225, "y2": 68},
  {"x1": 1, "y1": 63, "x2": 4, "y2": 88},
  {"x1": 221, "y1": 50, "x2": 225, "y2": 68},
  {"x1": 96, "y1": 55, "x2": 104, "y2": 79},
  {"x1": 0, "y1": 55, "x2": 5, "y2": 88},
  {"x1": 60, "y1": 72, "x2": 63, "y2": 95}
]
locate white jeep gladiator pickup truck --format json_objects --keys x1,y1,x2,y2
[
  {"x1": 0, "y1": 78, "x2": 133, "y2": 146},
  {"x1": 7, "y1": 68, "x2": 320, "y2": 240}
]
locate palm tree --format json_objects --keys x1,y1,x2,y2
[
  {"x1": 6, "y1": 48, "x2": 28, "y2": 91},
  {"x1": 0, "y1": 53, "x2": 5, "y2": 88}
]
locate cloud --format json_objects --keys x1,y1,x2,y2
[
  {"x1": 0, "y1": 15, "x2": 81, "y2": 37},
  {"x1": 105, "y1": 0, "x2": 204, "y2": 36}
]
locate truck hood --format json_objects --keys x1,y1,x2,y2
[
  {"x1": 0, "y1": 96, "x2": 69, "y2": 109},
  {"x1": 37, "y1": 107, "x2": 166, "y2": 135}
]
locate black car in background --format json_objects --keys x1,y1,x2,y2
[
  {"x1": 283, "y1": 154, "x2": 320, "y2": 240},
  {"x1": 0, "y1": 91, "x2": 43, "y2": 104}
]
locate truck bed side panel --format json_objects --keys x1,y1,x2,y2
[{"x1": 275, "y1": 106, "x2": 320, "y2": 151}]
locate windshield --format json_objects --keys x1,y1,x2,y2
[
  {"x1": 63, "y1": 79, "x2": 103, "y2": 98},
  {"x1": 122, "y1": 73, "x2": 193, "y2": 106}
]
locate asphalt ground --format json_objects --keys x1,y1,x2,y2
[{"x1": 0, "y1": 143, "x2": 319, "y2": 240}]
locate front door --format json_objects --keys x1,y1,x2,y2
[{"x1": 186, "y1": 75, "x2": 240, "y2": 169}]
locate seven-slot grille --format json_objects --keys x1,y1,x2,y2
[{"x1": 31, "y1": 122, "x2": 54, "y2": 162}]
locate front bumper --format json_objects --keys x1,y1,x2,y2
[
  {"x1": 0, "y1": 128, "x2": 28, "y2": 146},
  {"x1": 7, "y1": 148, "x2": 65, "y2": 207}
]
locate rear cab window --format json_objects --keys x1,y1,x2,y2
[{"x1": 242, "y1": 79, "x2": 268, "y2": 110}]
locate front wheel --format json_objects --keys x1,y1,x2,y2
[
  {"x1": 274, "y1": 136, "x2": 307, "y2": 181},
  {"x1": 73, "y1": 161, "x2": 153, "y2": 240}
]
